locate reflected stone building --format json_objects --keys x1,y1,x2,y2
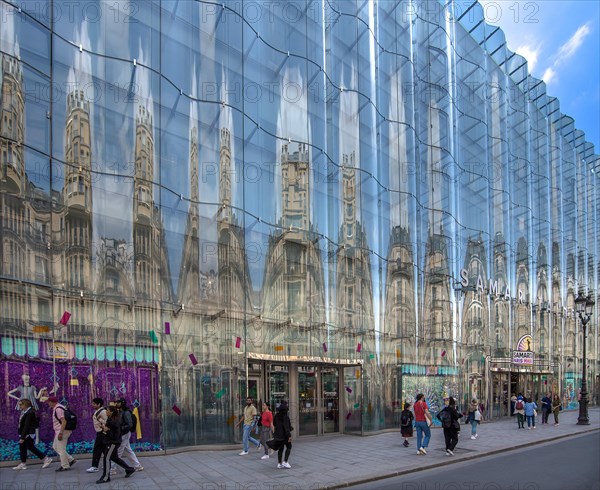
[{"x1": 0, "y1": 0, "x2": 598, "y2": 459}]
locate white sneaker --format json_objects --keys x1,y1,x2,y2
[
  {"x1": 239, "y1": 451, "x2": 249, "y2": 455},
  {"x1": 446, "y1": 449, "x2": 452, "y2": 456},
  {"x1": 282, "y1": 461, "x2": 291, "y2": 469},
  {"x1": 475, "y1": 433, "x2": 478, "y2": 438},
  {"x1": 471, "y1": 435, "x2": 476, "y2": 440},
  {"x1": 42, "y1": 457, "x2": 53, "y2": 469},
  {"x1": 135, "y1": 466, "x2": 144, "y2": 471},
  {"x1": 447, "y1": 449, "x2": 454, "y2": 456},
  {"x1": 419, "y1": 447, "x2": 427, "y2": 455},
  {"x1": 86, "y1": 466, "x2": 99, "y2": 473},
  {"x1": 261, "y1": 454, "x2": 269, "y2": 460},
  {"x1": 277, "y1": 463, "x2": 284, "y2": 469},
  {"x1": 13, "y1": 463, "x2": 27, "y2": 470}
]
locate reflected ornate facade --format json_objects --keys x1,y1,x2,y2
[{"x1": 0, "y1": 1, "x2": 598, "y2": 458}]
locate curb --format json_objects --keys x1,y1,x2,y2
[{"x1": 325, "y1": 426, "x2": 600, "y2": 489}]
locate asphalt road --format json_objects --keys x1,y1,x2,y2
[{"x1": 349, "y1": 431, "x2": 600, "y2": 490}]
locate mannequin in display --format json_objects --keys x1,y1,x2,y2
[
  {"x1": 8, "y1": 374, "x2": 48, "y2": 411},
  {"x1": 8, "y1": 374, "x2": 52, "y2": 445}
]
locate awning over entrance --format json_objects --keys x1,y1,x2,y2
[
  {"x1": 1, "y1": 336, "x2": 159, "y2": 363},
  {"x1": 245, "y1": 351, "x2": 362, "y2": 366}
]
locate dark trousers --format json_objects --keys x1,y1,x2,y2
[
  {"x1": 91, "y1": 432, "x2": 104, "y2": 468},
  {"x1": 277, "y1": 441, "x2": 292, "y2": 463},
  {"x1": 19, "y1": 436, "x2": 46, "y2": 463},
  {"x1": 99, "y1": 443, "x2": 134, "y2": 482},
  {"x1": 443, "y1": 427, "x2": 459, "y2": 451},
  {"x1": 542, "y1": 408, "x2": 550, "y2": 424}
]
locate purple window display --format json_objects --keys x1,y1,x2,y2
[{"x1": 0, "y1": 337, "x2": 161, "y2": 461}]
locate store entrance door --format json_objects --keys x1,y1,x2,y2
[{"x1": 248, "y1": 358, "x2": 352, "y2": 437}]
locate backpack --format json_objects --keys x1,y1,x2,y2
[
  {"x1": 55, "y1": 406, "x2": 77, "y2": 430},
  {"x1": 516, "y1": 400, "x2": 524, "y2": 410},
  {"x1": 437, "y1": 408, "x2": 452, "y2": 429},
  {"x1": 122, "y1": 409, "x2": 137, "y2": 434},
  {"x1": 401, "y1": 411, "x2": 412, "y2": 427},
  {"x1": 131, "y1": 411, "x2": 138, "y2": 433}
]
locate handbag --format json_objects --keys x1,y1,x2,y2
[
  {"x1": 533, "y1": 409, "x2": 538, "y2": 417},
  {"x1": 424, "y1": 410, "x2": 433, "y2": 427},
  {"x1": 474, "y1": 409, "x2": 482, "y2": 421}
]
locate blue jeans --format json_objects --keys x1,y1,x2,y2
[
  {"x1": 415, "y1": 421, "x2": 430, "y2": 449},
  {"x1": 243, "y1": 424, "x2": 260, "y2": 452},
  {"x1": 526, "y1": 415, "x2": 535, "y2": 427},
  {"x1": 470, "y1": 420, "x2": 478, "y2": 436}
]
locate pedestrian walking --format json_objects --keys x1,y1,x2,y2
[
  {"x1": 267, "y1": 401, "x2": 293, "y2": 469},
  {"x1": 514, "y1": 395, "x2": 525, "y2": 429},
  {"x1": 259, "y1": 402, "x2": 274, "y2": 459},
  {"x1": 413, "y1": 393, "x2": 431, "y2": 455},
  {"x1": 12, "y1": 399, "x2": 52, "y2": 470},
  {"x1": 235, "y1": 397, "x2": 260, "y2": 455},
  {"x1": 551, "y1": 394, "x2": 562, "y2": 425},
  {"x1": 524, "y1": 397, "x2": 537, "y2": 429},
  {"x1": 438, "y1": 397, "x2": 462, "y2": 456},
  {"x1": 96, "y1": 406, "x2": 136, "y2": 484},
  {"x1": 46, "y1": 396, "x2": 76, "y2": 471},
  {"x1": 541, "y1": 393, "x2": 551, "y2": 424},
  {"x1": 400, "y1": 402, "x2": 414, "y2": 447},
  {"x1": 467, "y1": 398, "x2": 480, "y2": 439},
  {"x1": 86, "y1": 398, "x2": 107, "y2": 473},
  {"x1": 113, "y1": 399, "x2": 143, "y2": 472}
]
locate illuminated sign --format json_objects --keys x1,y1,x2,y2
[{"x1": 513, "y1": 334, "x2": 534, "y2": 365}]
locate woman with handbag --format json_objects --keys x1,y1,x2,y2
[
  {"x1": 524, "y1": 397, "x2": 537, "y2": 429},
  {"x1": 551, "y1": 394, "x2": 562, "y2": 425},
  {"x1": 258, "y1": 402, "x2": 274, "y2": 460},
  {"x1": 413, "y1": 393, "x2": 431, "y2": 455},
  {"x1": 13, "y1": 399, "x2": 53, "y2": 470},
  {"x1": 267, "y1": 401, "x2": 293, "y2": 469},
  {"x1": 467, "y1": 398, "x2": 480, "y2": 439}
]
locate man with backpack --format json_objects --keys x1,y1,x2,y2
[
  {"x1": 46, "y1": 396, "x2": 76, "y2": 471},
  {"x1": 437, "y1": 397, "x2": 462, "y2": 456},
  {"x1": 113, "y1": 398, "x2": 143, "y2": 473}
]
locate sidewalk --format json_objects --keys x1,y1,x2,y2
[{"x1": 1, "y1": 408, "x2": 598, "y2": 490}]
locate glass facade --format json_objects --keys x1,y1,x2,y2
[{"x1": 0, "y1": 0, "x2": 597, "y2": 459}]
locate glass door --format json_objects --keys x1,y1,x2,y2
[
  {"x1": 322, "y1": 367, "x2": 339, "y2": 433},
  {"x1": 268, "y1": 364, "x2": 289, "y2": 411},
  {"x1": 298, "y1": 365, "x2": 318, "y2": 435}
]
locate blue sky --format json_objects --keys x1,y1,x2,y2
[{"x1": 480, "y1": 0, "x2": 600, "y2": 153}]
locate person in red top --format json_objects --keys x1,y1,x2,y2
[
  {"x1": 259, "y1": 402, "x2": 274, "y2": 460},
  {"x1": 413, "y1": 393, "x2": 431, "y2": 455}
]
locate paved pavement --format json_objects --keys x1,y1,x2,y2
[{"x1": 1, "y1": 408, "x2": 598, "y2": 490}]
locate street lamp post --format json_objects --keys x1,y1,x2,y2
[{"x1": 574, "y1": 292, "x2": 595, "y2": 425}]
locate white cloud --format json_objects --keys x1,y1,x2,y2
[
  {"x1": 541, "y1": 22, "x2": 591, "y2": 85},
  {"x1": 542, "y1": 67, "x2": 556, "y2": 85},
  {"x1": 555, "y1": 23, "x2": 591, "y2": 64},
  {"x1": 514, "y1": 44, "x2": 540, "y2": 72}
]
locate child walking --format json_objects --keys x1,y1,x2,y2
[{"x1": 400, "y1": 402, "x2": 414, "y2": 447}]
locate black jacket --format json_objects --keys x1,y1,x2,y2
[
  {"x1": 445, "y1": 405, "x2": 462, "y2": 431},
  {"x1": 273, "y1": 408, "x2": 293, "y2": 441},
  {"x1": 18, "y1": 408, "x2": 37, "y2": 438},
  {"x1": 103, "y1": 414, "x2": 123, "y2": 444},
  {"x1": 120, "y1": 408, "x2": 133, "y2": 434}
]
